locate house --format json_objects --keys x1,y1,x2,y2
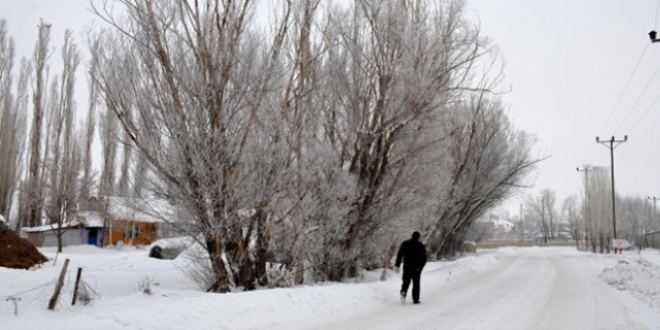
[
  {"x1": 25, "y1": 196, "x2": 175, "y2": 248},
  {"x1": 24, "y1": 220, "x2": 93, "y2": 248},
  {"x1": 81, "y1": 196, "x2": 174, "y2": 247}
]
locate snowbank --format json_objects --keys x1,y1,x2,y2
[{"x1": 600, "y1": 256, "x2": 660, "y2": 310}]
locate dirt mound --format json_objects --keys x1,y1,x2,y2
[{"x1": 0, "y1": 228, "x2": 48, "y2": 269}]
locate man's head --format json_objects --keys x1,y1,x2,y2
[{"x1": 412, "y1": 231, "x2": 421, "y2": 240}]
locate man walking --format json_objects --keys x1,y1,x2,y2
[{"x1": 395, "y1": 231, "x2": 427, "y2": 304}]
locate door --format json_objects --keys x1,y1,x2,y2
[{"x1": 88, "y1": 228, "x2": 98, "y2": 246}]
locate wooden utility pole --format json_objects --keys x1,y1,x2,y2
[{"x1": 596, "y1": 135, "x2": 627, "y2": 253}]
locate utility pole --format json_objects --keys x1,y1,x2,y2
[
  {"x1": 596, "y1": 135, "x2": 627, "y2": 254},
  {"x1": 577, "y1": 166, "x2": 594, "y2": 252}
]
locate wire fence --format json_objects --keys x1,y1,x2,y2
[{"x1": 0, "y1": 270, "x2": 100, "y2": 317}]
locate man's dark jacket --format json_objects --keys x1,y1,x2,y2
[{"x1": 395, "y1": 236, "x2": 427, "y2": 271}]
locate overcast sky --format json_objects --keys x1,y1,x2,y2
[
  {"x1": 466, "y1": 0, "x2": 660, "y2": 214},
  {"x1": 2, "y1": 0, "x2": 660, "y2": 216}
]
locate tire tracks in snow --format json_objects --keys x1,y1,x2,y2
[{"x1": 311, "y1": 248, "x2": 660, "y2": 330}]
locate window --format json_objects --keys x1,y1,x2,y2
[{"x1": 124, "y1": 226, "x2": 140, "y2": 239}]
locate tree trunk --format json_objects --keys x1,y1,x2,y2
[
  {"x1": 56, "y1": 228, "x2": 63, "y2": 253},
  {"x1": 206, "y1": 231, "x2": 230, "y2": 293},
  {"x1": 254, "y1": 208, "x2": 269, "y2": 287},
  {"x1": 240, "y1": 252, "x2": 255, "y2": 291}
]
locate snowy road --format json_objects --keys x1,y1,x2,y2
[{"x1": 311, "y1": 248, "x2": 660, "y2": 330}]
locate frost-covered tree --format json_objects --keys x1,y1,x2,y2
[
  {"x1": 314, "y1": 0, "x2": 538, "y2": 275},
  {"x1": 98, "y1": 102, "x2": 118, "y2": 198},
  {"x1": 23, "y1": 20, "x2": 52, "y2": 228},
  {"x1": 80, "y1": 38, "x2": 101, "y2": 200},
  {"x1": 91, "y1": 0, "x2": 292, "y2": 292},
  {"x1": 425, "y1": 96, "x2": 537, "y2": 258},
  {"x1": 541, "y1": 189, "x2": 558, "y2": 239},
  {"x1": 561, "y1": 194, "x2": 581, "y2": 249},
  {"x1": 0, "y1": 20, "x2": 29, "y2": 224},
  {"x1": 42, "y1": 31, "x2": 81, "y2": 252},
  {"x1": 89, "y1": 0, "x2": 537, "y2": 289},
  {"x1": 524, "y1": 190, "x2": 550, "y2": 243},
  {"x1": 586, "y1": 166, "x2": 612, "y2": 253},
  {"x1": 617, "y1": 195, "x2": 653, "y2": 247}
]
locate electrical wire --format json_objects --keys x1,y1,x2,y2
[
  {"x1": 623, "y1": 87, "x2": 660, "y2": 134},
  {"x1": 614, "y1": 0, "x2": 660, "y2": 136},
  {"x1": 655, "y1": 0, "x2": 660, "y2": 28},
  {"x1": 613, "y1": 54, "x2": 660, "y2": 134},
  {"x1": 581, "y1": 43, "x2": 650, "y2": 165}
]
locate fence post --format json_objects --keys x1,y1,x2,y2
[
  {"x1": 71, "y1": 267, "x2": 83, "y2": 306},
  {"x1": 6, "y1": 297, "x2": 21, "y2": 316},
  {"x1": 48, "y1": 258, "x2": 70, "y2": 310}
]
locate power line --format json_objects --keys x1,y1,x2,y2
[
  {"x1": 598, "y1": 43, "x2": 650, "y2": 136},
  {"x1": 582, "y1": 43, "x2": 649, "y2": 164},
  {"x1": 655, "y1": 0, "x2": 660, "y2": 28},
  {"x1": 622, "y1": 87, "x2": 660, "y2": 134},
  {"x1": 613, "y1": 55, "x2": 660, "y2": 134}
]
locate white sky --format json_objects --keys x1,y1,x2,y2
[
  {"x1": 466, "y1": 0, "x2": 660, "y2": 213},
  {"x1": 2, "y1": 0, "x2": 660, "y2": 215}
]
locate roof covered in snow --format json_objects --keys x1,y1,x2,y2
[
  {"x1": 23, "y1": 221, "x2": 82, "y2": 233},
  {"x1": 85, "y1": 196, "x2": 176, "y2": 223},
  {"x1": 76, "y1": 211, "x2": 105, "y2": 227}
]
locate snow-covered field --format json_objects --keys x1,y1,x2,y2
[{"x1": 2, "y1": 245, "x2": 660, "y2": 330}]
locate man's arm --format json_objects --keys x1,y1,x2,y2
[
  {"x1": 395, "y1": 242, "x2": 405, "y2": 268},
  {"x1": 420, "y1": 244, "x2": 427, "y2": 269}
]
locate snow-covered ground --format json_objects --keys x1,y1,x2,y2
[{"x1": 2, "y1": 246, "x2": 660, "y2": 329}]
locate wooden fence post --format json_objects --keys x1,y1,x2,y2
[
  {"x1": 48, "y1": 258, "x2": 69, "y2": 310},
  {"x1": 71, "y1": 267, "x2": 83, "y2": 305},
  {"x1": 6, "y1": 297, "x2": 21, "y2": 316}
]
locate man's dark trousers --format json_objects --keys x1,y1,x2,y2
[{"x1": 401, "y1": 269, "x2": 421, "y2": 302}]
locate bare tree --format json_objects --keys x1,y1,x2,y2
[
  {"x1": 42, "y1": 31, "x2": 81, "y2": 252},
  {"x1": 425, "y1": 95, "x2": 538, "y2": 258},
  {"x1": 87, "y1": 0, "x2": 537, "y2": 288},
  {"x1": 561, "y1": 194, "x2": 581, "y2": 249},
  {"x1": 541, "y1": 189, "x2": 557, "y2": 239},
  {"x1": 525, "y1": 193, "x2": 548, "y2": 243},
  {"x1": 0, "y1": 20, "x2": 30, "y2": 224},
  {"x1": 312, "y1": 0, "x2": 474, "y2": 278},
  {"x1": 117, "y1": 132, "x2": 132, "y2": 197},
  {"x1": 523, "y1": 189, "x2": 559, "y2": 244},
  {"x1": 616, "y1": 195, "x2": 651, "y2": 248},
  {"x1": 80, "y1": 38, "x2": 101, "y2": 200},
  {"x1": 586, "y1": 166, "x2": 612, "y2": 253},
  {"x1": 24, "y1": 20, "x2": 52, "y2": 228},
  {"x1": 98, "y1": 102, "x2": 118, "y2": 198},
  {"x1": 91, "y1": 0, "x2": 290, "y2": 292}
]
